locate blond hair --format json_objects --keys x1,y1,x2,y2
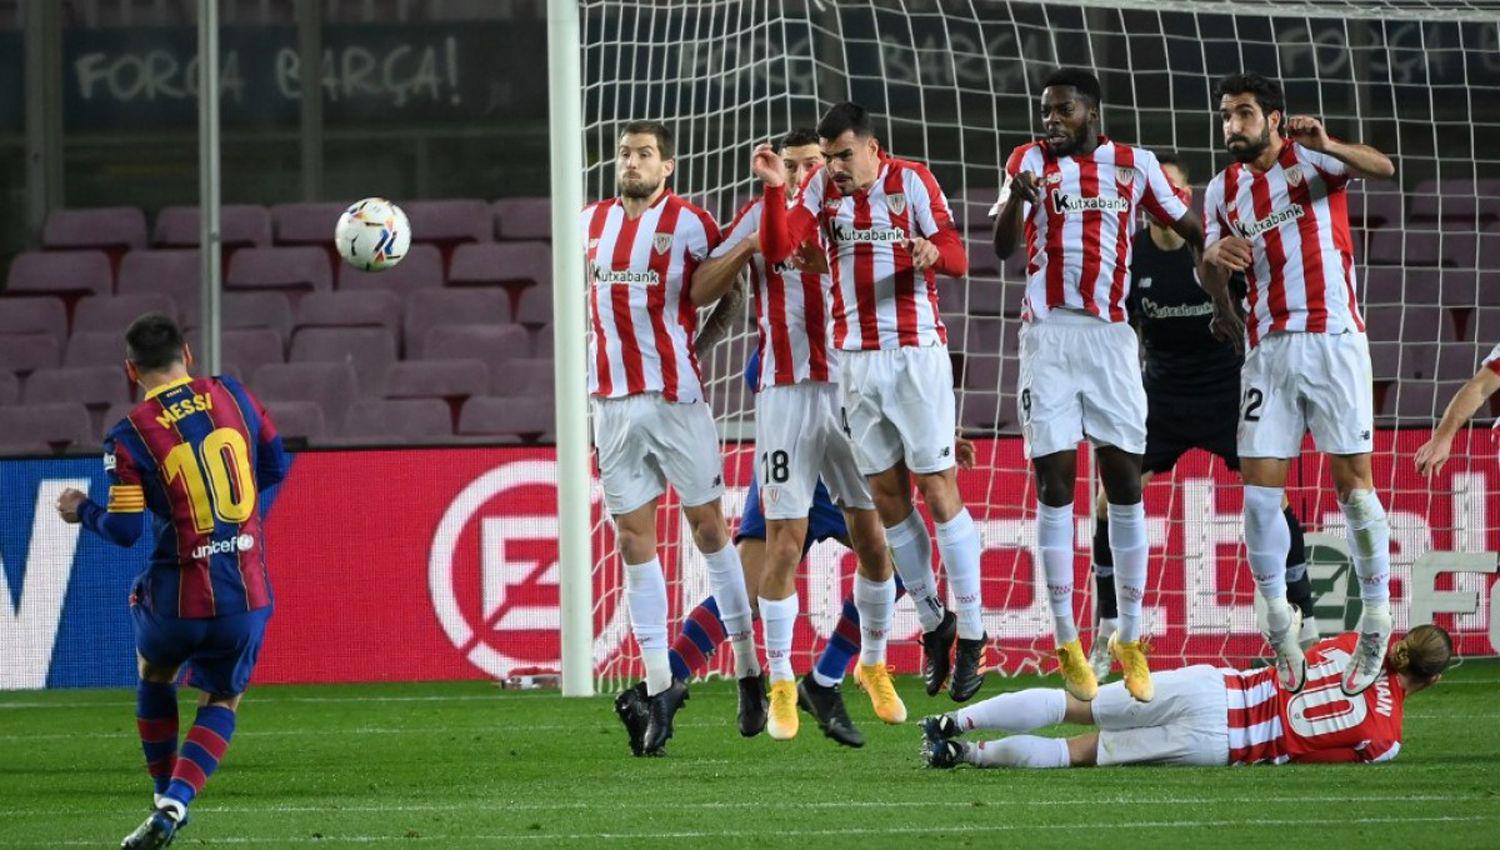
[{"x1": 1391, "y1": 624, "x2": 1453, "y2": 680}]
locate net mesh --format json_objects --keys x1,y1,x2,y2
[{"x1": 582, "y1": 0, "x2": 1500, "y2": 691}]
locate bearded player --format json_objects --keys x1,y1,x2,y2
[
  {"x1": 991, "y1": 68, "x2": 1203, "y2": 704},
  {"x1": 1199, "y1": 72, "x2": 1396, "y2": 696}
]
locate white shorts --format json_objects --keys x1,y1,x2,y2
[
  {"x1": 1238, "y1": 331, "x2": 1375, "y2": 459},
  {"x1": 1093, "y1": 665, "x2": 1229, "y2": 767},
  {"x1": 1018, "y1": 312, "x2": 1147, "y2": 459},
  {"x1": 755, "y1": 382, "x2": 874, "y2": 520},
  {"x1": 840, "y1": 344, "x2": 957, "y2": 476},
  {"x1": 591, "y1": 394, "x2": 724, "y2": 515}
]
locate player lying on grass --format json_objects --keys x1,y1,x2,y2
[
  {"x1": 1415, "y1": 342, "x2": 1500, "y2": 476},
  {"x1": 54, "y1": 313, "x2": 288, "y2": 849},
  {"x1": 920, "y1": 625, "x2": 1450, "y2": 770}
]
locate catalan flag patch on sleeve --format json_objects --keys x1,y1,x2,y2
[{"x1": 107, "y1": 485, "x2": 146, "y2": 513}]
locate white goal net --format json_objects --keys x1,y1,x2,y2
[{"x1": 577, "y1": 0, "x2": 1500, "y2": 692}]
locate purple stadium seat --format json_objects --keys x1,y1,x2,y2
[
  {"x1": 5, "y1": 250, "x2": 113, "y2": 297},
  {"x1": 1479, "y1": 271, "x2": 1500, "y2": 308},
  {"x1": 962, "y1": 353, "x2": 1002, "y2": 391},
  {"x1": 289, "y1": 326, "x2": 396, "y2": 397},
  {"x1": 384, "y1": 359, "x2": 490, "y2": 400},
  {"x1": 1440, "y1": 232, "x2": 1480, "y2": 269},
  {"x1": 1368, "y1": 341, "x2": 1401, "y2": 381},
  {"x1": 0, "y1": 370, "x2": 18, "y2": 405},
  {"x1": 967, "y1": 242, "x2": 1000, "y2": 277},
  {"x1": 531, "y1": 323, "x2": 553, "y2": 358},
  {"x1": 252, "y1": 362, "x2": 358, "y2": 426},
  {"x1": 404, "y1": 289, "x2": 510, "y2": 357},
  {"x1": 64, "y1": 331, "x2": 126, "y2": 367},
  {"x1": 0, "y1": 297, "x2": 68, "y2": 345},
  {"x1": 227, "y1": 247, "x2": 332, "y2": 295},
  {"x1": 404, "y1": 199, "x2": 492, "y2": 247},
  {"x1": 0, "y1": 442, "x2": 53, "y2": 456},
  {"x1": 493, "y1": 198, "x2": 553, "y2": 241},
  {"x1": 1481, "y1": 231, "x2": 1500, "y2": 271},
  {"x1": 1471, "y1": 307, "x2": 1500, "y2": 343},
  {"x1": 423, "y1": 324, "x2": 530, "y2": 365},
  {"x1": 0, "y1": 334, "x2": 62, "y2": 376},
  {"x1": 337, "y1": 243, "x2": 444, "y2": 295},
  {"x1": 295, "y1": 290, "x2": 403, "y2": 343},
  {"x1": 958, "y1": 188, "x2": 999, "y2": 233},
  {"x1": 957, "y1": 390, "x2": 1002, "y2": 429},
  {"x1": 117, "y1": 250, "x2": 202, "y2": 319},
  {"x1": 342, "y1": 398, "x2": 454, "y2": 439},
  {"x1": 960, "y1": 315, "x2": 1005, "y2": 357},
  {"x1": 1369, "y1": 229, "x2": 1440, "y2": 267},
  {"x1": 209, "y1": 292, "x2": 295, "y2": 342},
  {"x1": 1438, "y1": 344, "x2": 1483, "y2": 380},
  {"x1": 1437, "y1": 270, "x2": 1479, "y2": 306},
  {"x1": 73, "y1": 294, "x2": 179, "y2": 336},
  {"x1": 457, "y1": 395, "x2": 553, "y2": 438},
  {"x1": 491, "y1": 358, "x2": 554, "y2": 396},
  {"x1": 966, "y1": 278, "x2": 1006, "y2": 315},
  {"x1": 1345, "y1": 186, "x2": 1403, "y2": 230},
  {"x1": 0, "y1": 403, "x2": 93, "y2": 449},
  {"x1": 23, "y1": 366, "x2": 131, "y2": 409},
  {"x1": 512, "y1": 285, "x2": 554, "y2": 326},
  {"x1": 937, "y1": 279, "x2": 964, "y2": 316},
  {"x1": 217, "y1": 329, "x2": 287, "y2": 381},
  {"x1": 263, "y1": 401, "x2": 327, "y2": 441},
  {"x1": 153, "y1": 205, "x2": 273, "y2": 249},
  {"x1": 1409, "y1": 178, "x2": 1500, "y2": 224},
  {"x1": 43, "y1": 207, "x2": 149, "y2": 252},
  {"x1": 101, "y1": 402, "x2": 138, "y2": 434},
  {"x1": 1398, "y1": 306, "x2": 1459, "y2": 343},
  {"x1": 448, "y1": 241, "x2": 552, "y2": 289},
  {"x1": 271, "y1": 201, "x2": 351, "y2": 244},
  {"x1": 1396, "y1": 343, "x2": 1439, "y2": 381}
]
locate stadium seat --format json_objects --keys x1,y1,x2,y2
[
  {"x1": 384, "y1": 359, "x2": 490, "y2": 401},
  {"x1": 1437, "y1": 270, "x2": 1479, "y2": 306},
  {"x1": 1369, "y1": 229, "x2": 1438, "y2": 267},
  {"x1": 1398, "y1": 305, "x2": 1459, "y2": 343},
  {"x1": 1409, "y1": 178, "x2": 1500, "y2": 224},
  {"x1": 962, "y1": 352, "x2": 1002, "y2": 392},
  {"x1": 965, "y1": 277, "x2": 1006, "y2": 315},
  {"x1": 117, "y1": 250, "x2": 202, "y2": 319},
  {"x1": 937, "y1": 279, "x2": 965, "y2": 316},
  {"x1": 295, "y1": 290, "x2": 403, "y2": 343},
  {"x1": 957, "y1": 390, "x2": 1002, "y2": 429},
  {"x1": 263, "y1": 400, "x2": 327, "y2": 441},
  {"x1": 458, "y1": 395, "x2": 553, "y2": 439},
  {"x1": 207, "y1": 292, "x2": 296, "y2": 342},
  {"x1": 0, "y1": 442, "x2": 53, "y2": 457},
  {"x1": 424, "y1": 324, "x2": 532, "y2": 367},
  {"x1": 289, "y1": 326, "x2": 397, "y2": 397},
  {"x1": 100, "y1": 402, "x2": 138, "y2": 434},
  {"x1": 252, "y1": 362, "x2": 359, "y2": 426},
  {"x1": 73, "y1": 294, "x2": 179, "y2": 336},
  {"x1": 42, "y1": 207, "x2": 149, "y2": 253},
  {"x1": 153, "y1": 204, "x2": 273, "y2": 249},
  {"x1": 0, "y1": 370, "x2": 18, "y2": 405},
  {"x1": 64, "y1": 331, "x2": 126, "y2": 367},
  {"x1": 342, "y1": 398, "x2": 454, "y2": 440},
  {"x1": 337, "y1": 243, "x2": 445, "y2": 295},
  {"x1": 491, "y1": 358, "x2": 555, "y2": 397},
  {"x1": 1345, "y1": 185, "x2": 1403, "y2": 230},
  {"x1": 493, "y1": 197, "x2": 553, "y2": 241},
  {"x1": 214, "y1": 329, "x2": 287, "y2": 382},
  {"x1": 0, "y1": 334, "x2": 62, "y2": 376},
  {"x1": 1397, "y1": 343, "x2": 1439, "y2": 381},
  {"x1": 22, "y1": 366, "x2": 130, "y2": 408},
  {"x1": 957, "y1": 188, "x2": 999, "y2": 234},
  {"x1": 1478, "y1": 271, "x2": 1500, "y2": 307},
  {"x1": 1439, "y1": 232, "x2": 1480, "y2": 269},
  {"x1": 271, "y1": 201, "x2": 352, "y2": 245},
  {"x1": 404, "y1": 199, "x2": 492, "y2": 246},
  {"x1": 1471, "y1": 307, "x2": 1500, "y2": 343},
  {"x1": 0, "y1": 297, "x2": 68, "y2": 345},
  {"x1": 967, "y1": 242, "x2": 1000, "y2": 276},
  {"x1": 512, "y1": 285, "x2": 554, "y2": 326},
  {"x1": 0, "y1": 403, "x2": 94, "y2": 449},
  {"x1": 531, "y1": 323, "x2": 553, "y2": 358},
  {"x1": 448, "y1": 241, "x2": 552, "y2": 290},
  {"x1": 1438, "y1": 343, "x2": 1483, "y2": 380},
  {"x1": 405, "y1": 290, "x2": 512, "y2": 358},
  {"x1": 227, "y1": 247, "x2": 332, "y2": 295},
  {"x1": 5, "y1": 250, "x2": 113, "y2": 298}
]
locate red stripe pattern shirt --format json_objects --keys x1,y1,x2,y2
[
  {"x1": 1223, "y1": 633, "x2": 1405, "y2": 765},
  {"x1": 714, "y1": 199, "x2": 834, "y2": 389},
  {"x1": 1485, "y1": 343, "x2": 1500, "y2": 376},
  {"x1": 1003, "y1": 138, "x2": 1188, "y2": 323},
  {"x1": 1203, "y1": 141, "x2": 1365, "y2": 348},
  {"x1": 583, "y1": 191, "x2": 721, "y2": 403}
]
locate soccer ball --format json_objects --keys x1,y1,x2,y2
[{"x1": 334, "y1": 198, "x2": 411, "y2": 272}]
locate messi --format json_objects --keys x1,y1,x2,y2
[{"x1": 155, "y1": 392, "x2": 214, "y2": 429}]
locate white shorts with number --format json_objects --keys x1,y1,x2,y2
[
  {"x1": 1018, "y1": 311, "x2": 1148, "y2": 459},
  {"x1": 1238, "y1": 331, "x2": 1375, "y2": 459},
  {"x1": 840, "y1": 344, "x2": 957, "y2": 476},
  {"x1": 1094, "y1": 665, "x2": 1230, "y2": 767},
  {"x1": 592, "y1": 393, "x2": 724, "y2": 515},
  {"x1": 755, "y1": 382, "x2": 874, "y2": 520}
]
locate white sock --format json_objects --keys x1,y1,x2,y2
[
  {"x1": 936, "y1": 509, "x2": 984, "y2": 641},
  {"x1": 1243, "y1": 485, "x2": 1293, "y2": 636},
  {"x1": 625, "y1": 559, "x2": 671, "y2": 695},
  {"x1": 1107, "y1": 502, "x2": 1149, "y2": 643},
  {"x1": 853, "y1": 574, "x2": 896, "y2": 666},
  {"x1": 703, "y1": 542, "x2": 760, "y2": 678},
  {"x1": 886, "y1": 509, "x2": 945, "y2": 632},
  {"x1": 758, "y1": 594, "x2": 798, "y2": 682},
  {"x1": 1340, "y1": 489, "x2": 1392, "y2": 612},
  {"x1": 953, "y1": 687, "x2": 1066, "y2": 733},
  {"x1": 969, "y1": 735, "x2": 1071, "y2": 769},
  {"x1": 1036, "y1": 503, "x2": 1078, "y2": 645}
]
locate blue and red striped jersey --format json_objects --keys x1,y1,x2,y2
[{"x1": 97, "y1": 375, "x2": 288, "y2": 619}]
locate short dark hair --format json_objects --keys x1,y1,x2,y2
[
  {"x1": 619, "y1": 120, "x2": 674, "y2": 160},
  {"x1": 1042, "y1": 68, "x2": 1102, "y2": 107},
  {"x1": 1155, "y1": 150, "x2": 1187, "y2": 176},
  {"x1": 779, "y1": 128, "x2": 819, "y2": 150},
  {"x1": 1214, "y1": 72, "x2": 1286, "y2": 130},
  {"x1": 816, "y1": 102, "x2": 872, "y2": 141},
  {"x1": 125, "y1": 312, "x2": 186, "y2": 372}
]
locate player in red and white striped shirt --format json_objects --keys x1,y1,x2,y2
[
  {"x1": 755, "y1": 102, "x2": 987, "y2": 703},
  {"x1": 691, "y1": 128, "x2": 906, "y2": 739},
  {"x1": 1199, "y1": 73, "x2": 1398, "y2": 698},
  {"x1": 584, "y1": 121, "x2": 760, "y2": 756},
  {"x1": 1416, "y1": 342, "x2": 1500, "y2": 475},
  {"x1": 920, "y1": 625, "x2": 1451, "y2": 770},
  {"x1": 991, "y1": 68, "x2": 1204, "y2": 706}
]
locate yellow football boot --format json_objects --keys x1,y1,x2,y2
[
  {"x1": 767, "y1": 679, "x2": 799, "y2": 740},
  {"x1": 1056, "y1": 638, "x2": 1099, "y2": 701},
  {"x1": 1109, "y1": 637, "x2": 1154, "y2": 703},
  {"x1": 855, "y1": 662, "x2": 908, "y2": 724}
]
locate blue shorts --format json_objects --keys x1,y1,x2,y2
[
  {"x1": 132, "y1": 601, "x2": 272, "y2": 697},
  {"x1": 736, "y1": 476, "x2": 849, "y2": 554}
]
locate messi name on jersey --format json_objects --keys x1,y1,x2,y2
[{"x1": 154, "y1": 390, "x2": 215, "y2": 428}]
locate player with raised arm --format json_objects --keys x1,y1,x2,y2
[
  {"x1": 1087, "y1": 152, "x2": 1318, "y2": 680},
  {"x1": 587, "y1": 121, "x2": 759, "y2": 757},
  {"x1": 53, "y1": 313, "x2": 289, "y2": 849},
  {"x1": 991, "y1": 68, "x2": 1204, "y2": 704},
  {"x1": 920, "y1": 624, "x2": 1449, "y2": 770},
  {"x1": 1198, "y1": 73, "x2": 1397, "y2": 696},
  {"x1": 1414, "y1": 343, "x2": 1500, "y2": 476},
  {"x1": 754, "y1": 102, "x2": 986, "y2": 702}
]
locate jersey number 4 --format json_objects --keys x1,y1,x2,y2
[{"x1": 162, "y1": 427, "x2": 258, "y2": 533}]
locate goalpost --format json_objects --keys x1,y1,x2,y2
[{"x1": 555, "y1": 0, "x2": 1500, "y2": 694}]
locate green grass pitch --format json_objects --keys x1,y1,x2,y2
[{"x1": 3, "y1": 665, "x2": 1498, "y2": 848}]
